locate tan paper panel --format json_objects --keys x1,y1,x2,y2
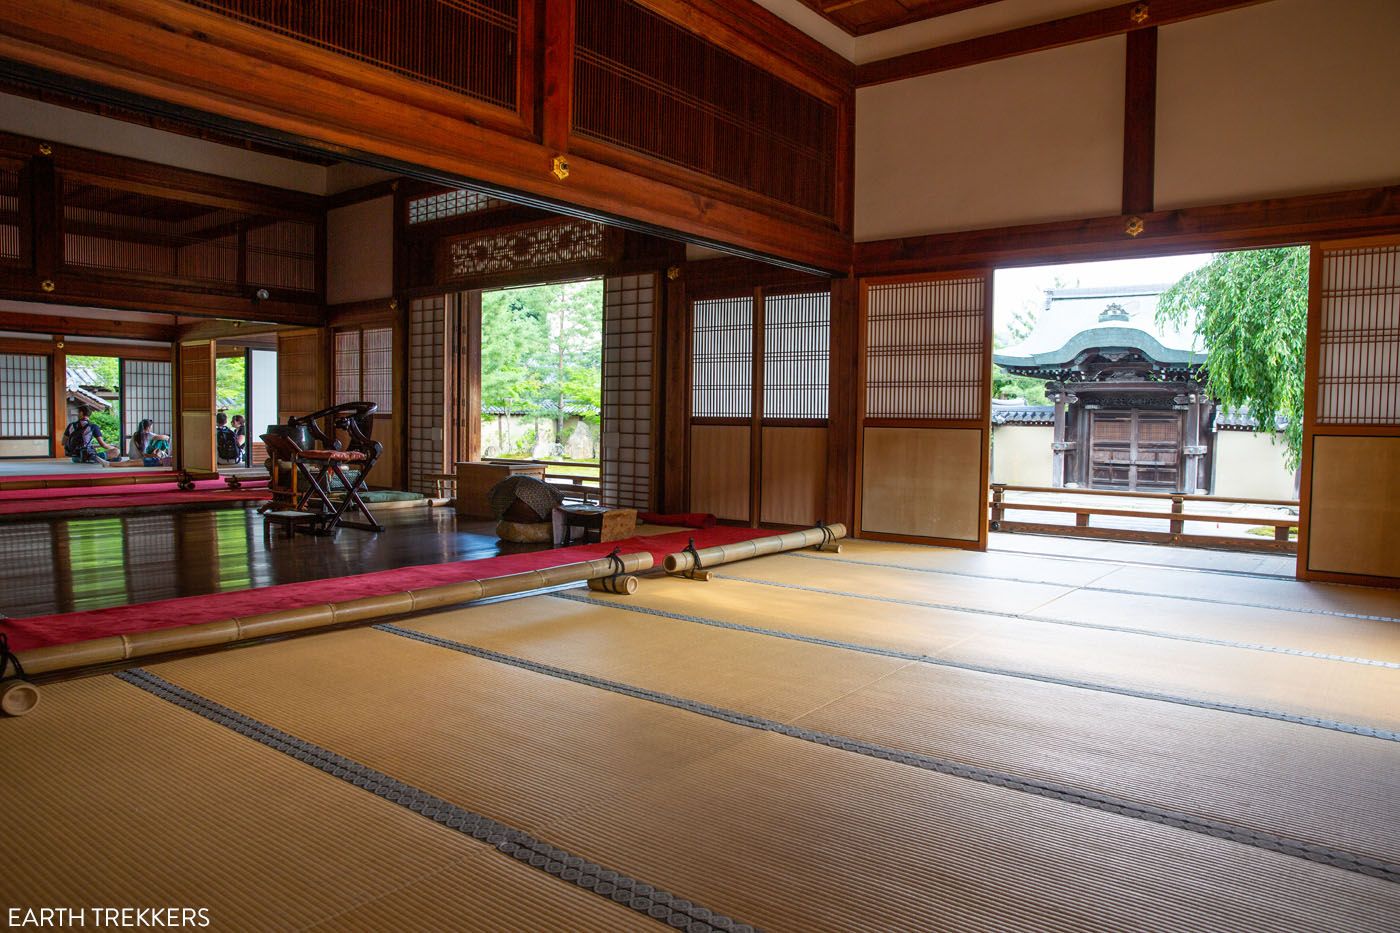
[
  {"x1": 689, "y1": 424, "x2": 750, "y2": 521},
  {"x1": 760, "y1": 425, "x2": 827, "y2": 526},
  {"x1": 861, "y1": 426, "x2": 983, "y2": 540},
  {"x1": 179, "y1": 410, "x2": 214, "y2": 474},
  {"x1": 1307, "y1": 435, "x2": 1400, "y2": 579},
  {"x1": 0, "y1": 676, "x2": 636, "y2": 930}
]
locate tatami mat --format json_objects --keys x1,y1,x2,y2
[
  {"x1": 610, "y1": 569, "x2": 1400, "y2": 733},
  {"x1": 791, "y1": 546, "x2": 1400, "y2": 664},
  {"x1": 400, "y1": 592, "x2": 1400, "y2": 865},
  {"x1": 0, "y1": 675, "x2": 640, "y2": 931},
  {"x1": 142, "y1": 617, "x2": 1400, "y2": 931}
]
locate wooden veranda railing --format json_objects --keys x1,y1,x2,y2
[{"x1": 989, "y1": 484, "x2": 1299, "y2": 554}]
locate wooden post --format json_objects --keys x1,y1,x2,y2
[
  {"x1": 1170, "y1": 495, "x2": 1184, "y2": 536},
  {"x1": 50, "y1": 340, "x2": 66, "y2": 459},
  {"x1": 990, "y1": 484, "x2": 1004, "y2": 525}
]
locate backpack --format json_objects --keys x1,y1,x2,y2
[
  {"x1": 63, "y1": 421, "x2": 92, "y2": 458},
  {"x1": 217, "y1": 425, "x2": 240, "y2": 461}
]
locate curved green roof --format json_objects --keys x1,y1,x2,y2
[{"x1": 994, "y1": 325, "x2": 1205, "y2": 370}]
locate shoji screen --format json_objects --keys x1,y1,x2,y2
[
  {"x1": 761, "y1": 291, "x2": 829, "y2": 526},
  {"x1": 121, "y1": 359, "x2": 173, "y2": 443},
  {"x1": 409, "y1": 296, "x2": 447, "y2": 496},
  {"x1": 1300, "y1": 239, "x2": 1400, "y2": 582},
  {"x1": 601, "y1": 274, "x2": 656, "y2": 510},
  {"x1": 689, "y1": 295, "x2": 754, "y2": 521},
  {"x1": 0, "y1": 353, "x2": 49, "y2": 458},
  {"x1": 859, "y1": 272, "x2": 991, "y2": 548}
]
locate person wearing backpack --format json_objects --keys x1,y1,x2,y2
[
  {"x1": 216, "y1": 411, "x2": 241, "y2": 464},
  {"x1": 62, "y1": 405, "x2": 118, "y2": 465}
]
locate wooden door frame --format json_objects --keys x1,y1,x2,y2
[
  {"x1": 1296, "y1": 235, "x2": 1400, "y2": 586},
  {"x1": 854, "y1": 270, "x2": 994, "y2": 550}
]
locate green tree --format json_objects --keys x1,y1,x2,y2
[
  {"x1": 216, "y1": 355, "x2": 247, "y2": 418},
  {"x1": 481, "y1": 280, "x2": 602, "y2": 459},
  {"x1": 1155, "y1": 247, "x2": 1309, "y2": 469}
]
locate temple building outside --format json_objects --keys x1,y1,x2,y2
[{"x1": 992, "y1": 285, "x2": 1298, "y2": 499}]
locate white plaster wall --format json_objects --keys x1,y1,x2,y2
[
  {"x1": 0, "y1": 439, "x2": 49, "y2": 457},
  {"x1": 0, "y1": 94, "x2": 325, "y2": 193},
  {"x1": 1212, "y1": 431, "x2": 1298, "y2": 501},
  {"x1": 991, "y1": 424, "x2": 1052, "y2": 486},
  {"x1": 1156, "y1": 0, "x2": 1400, "y2": 209},
  {"x1": 855, "y1": 37, "x2": 1124, "y2": 241},
  {"x1": 326, "y1": 196, "x2": 394, "y2": 305}
]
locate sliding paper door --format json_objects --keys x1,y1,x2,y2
[
  {"x1": 177, "y1": 340, "x2": 216, "y2": 474},
  {"x1": 1299, "y1": 238, "x2": 1400, "y2": 583},
  {"x1": 858, "y1": 272, "x2": 992, "y2": 549}
]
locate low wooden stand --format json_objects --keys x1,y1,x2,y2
[
  {"x1": 553, "y1": 505, "x2": 637, "y2": 546},
  {"x1": 263, "y1": 509, "x2": 320, "y2": 538}
]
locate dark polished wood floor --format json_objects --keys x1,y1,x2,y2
[{"x1": 3, "y1": 507, "x2": 546, "y2": 618}]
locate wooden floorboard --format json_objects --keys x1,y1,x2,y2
[{"x1": 1, "y1": 507, "x2": 534, "y2": 618}]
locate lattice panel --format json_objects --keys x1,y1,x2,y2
[
  {"x1": 442, "y1": 219, "x2": 608, "y2": 282},
  {"x1": 691, "y1": 296, "x2": 753, "y2": 418},
  {"x1": 573, "y1": 0, "x2": 837, "y2": 218},
  {"x1": 246, "y1": 220, "x2": 317, "y2": 292},
  {"x1": 866, "y1": 276, "x2": 987, "y2": 421},
  {"x1": 180, "y1": 344, "x2": 213, "y2": 411},
  {"x1": 407, "y1": 188, "x2": 507, "y2": 224},
  {"x1": 182, "y1": 0, "x2": 520, "y2": 110},
  {"x1": 0, "y1": 164, "x2": 20, "y2": 261},
  {"x1": 1316, "y1": 244, "x2": 1400, "y2": 425},
  {"x1": 409, "y1": 296, "x2": 447, "y2": 495},
  {"x1": 277, "y1": 331, "x2": 325, "y2": 419},
  {"x1": 601, "y1": 273, "x2": 655, "y2": 509},
  {"x1": 334, "y1": 330, "x2": 361, "y2": 405},
  {"x1": 0, "y1": 353, "x2": 48, "y2": 437},
  {"x1": 121, "y1": 359, "x2": 173, "y2": 441},
  {"x1": 362, "y1": 327, "x2": 394, "y2": 413},
  {"x1": 764, "y1": 290, "x2": 830, "y2": 420}
]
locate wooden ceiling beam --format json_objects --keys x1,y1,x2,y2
[
  {"x1": 856, "y1": 0, "x2": 1276, "y2": 87},
  {"x1": 0, "y1": 309, "x2": 176, "y2": 341},
  {"x1": 855, "y1": 183, "x2": 1400, "y2": 275}
]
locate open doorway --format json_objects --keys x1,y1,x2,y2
[
  {"x1": 479, "y1": 279, "x2": 604, "y2": 498},
  {"x1": 215, "y1": 334, "x2": 279, "y2": 471},
  {"x1": 989, "y1": 247, "x2": 1308, "y2": 556}
]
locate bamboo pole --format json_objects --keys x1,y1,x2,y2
[
  {"x1": 663, "y1": 524, "x2": 848, "y2": 575},
  {"x1": 13, "y1": 552, "x2": 655, "y2": 681}
]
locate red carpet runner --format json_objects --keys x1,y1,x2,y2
[{"x1": 2, "y1": 525, "x2": 772, "y2": 652}]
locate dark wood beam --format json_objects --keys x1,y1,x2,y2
[
  {"x1": 0, "y1": 309, "x2": 175, "y2": 341},
  {"x1": 177, "y1": 318, "x2": 300, "y2": 342},
  {"x1": 1122, "y1": 27, "x2": 1158, "y2": 215},
  {"x1": 856, "y1": 0, "x2": 1275, "y2": 87},
  {"x1": 0, "y1": 75, "x2": 339, "y2": 165},
  {"x1": 0, "y1": 1, "x2": 850, "y2": 272},
  {"x1": 325, "y1": 178, "x2": 402, "y2": 210},
  {"x1": 0, "y1": 269, "x2": 322, "y2": 325},
  {"x1": 855, "y1": 183, "x2": 1400, "y2": 275}
]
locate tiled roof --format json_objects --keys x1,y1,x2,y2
[{"x1": 991, "y1": 404, "x2": 1054, "y2": 426}]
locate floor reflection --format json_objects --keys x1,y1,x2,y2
[{"x1": 2, "y1": 508, "x2": 515, "y2": 618}]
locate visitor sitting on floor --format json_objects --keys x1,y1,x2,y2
[
  {"x1": 129, "y1": 418, "x2": 172, "y2": 466},
  {"x1": 61, "y1": 405, "x2": 120, "y2": 465},
  {"x1": 231, "y1": 414, "x2": 248, "y2": 465},
  {"x1": 216, "y1": 412, "x2": 241, "y2": 465}
]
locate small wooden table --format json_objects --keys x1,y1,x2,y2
[
  {"x1": 263, "y1": 509, "x2": 320, "y2": 538},
  {"x1": 553, "y1": 505, "x2": 637, "y2": 546}
]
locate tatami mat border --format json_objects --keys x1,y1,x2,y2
[
  {"x1": 552, "y1": 593, "x2": 1400, "y2": 744},
  {"x1": 375, "y1": 622, "x2": 1400, "y2": 884},
  {"x1": 720, "y1": 570, "x2": 1400, "y2": 669},
  {"x1": 114, "y1": 668, "x2": 756, "y2": 933}
]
